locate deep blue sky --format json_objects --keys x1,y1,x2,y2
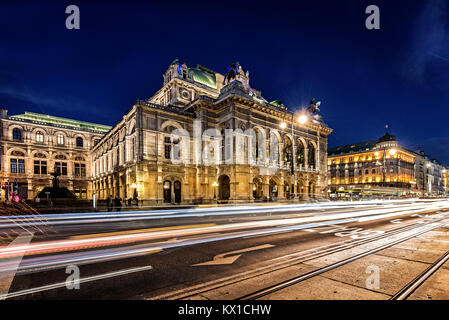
[{"x1": 1, "y1": 1, "x2": 449, "y2": 163}]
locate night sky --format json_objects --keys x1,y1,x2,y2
[{"x1": 1, "y1": 1, "x2": 449, "y2": 163}]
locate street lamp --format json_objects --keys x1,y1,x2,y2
[
  {"x1": 212, "y1": 181, "x2": 218, "y2": 202},
  {"x1": 389, "y1": 148, "x2": 397, "y2": 156},
  {"x1": 298, "y1": 114, "x2": 308, "y2": 124},
  {"x1": 280, "y1": 112, "x2": 309, "y2": 200}
]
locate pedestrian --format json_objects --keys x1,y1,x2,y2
[
  {"x1": 116, "y1": 197, "x2": 122, "y2": 211},
  {"x1": 127, "y1": 197, "x2": 132, "y2": 206},
  {"x1": 106, "y1": 195, "x2": 112, "y2": 212}
]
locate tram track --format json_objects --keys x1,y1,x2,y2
[
  {"x1": 149, "y1": 210, "x2": 449, "y2": 300},
  {"x1": 237, "y1": 219, "x2": 449, "y2": 300},
  {"x1": 391, "y1": 250, "x2": 449, "y2": 300}
]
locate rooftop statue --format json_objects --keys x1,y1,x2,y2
[
  {"x1": 306, "y1": 98, "x2": 321, "y2": 114},
  {"x1": 223, "y1": 62, "x2": 250, "y2": 87},
  {"x1": 223, "y1": 62, "x2": 240, "y2": 85}
]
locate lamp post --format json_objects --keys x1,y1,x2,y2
[
  {"x1": 212, "y1": 181, "x2": 218, "y2": 203},
  {"x1": 280, "y1": 112, "x2": 308, "y2": 200}
]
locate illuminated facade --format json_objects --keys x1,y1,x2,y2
[
  {"x1": 91, "y1": 60, "x2": 332, "y2": 204},
  {"x1": 328, "y1": 133, "x2": 418, "y2": 198},
  {"x1": 0, "y1": 110, "x2": 111, "y2": 199}
]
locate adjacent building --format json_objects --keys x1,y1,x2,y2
[
  {"x1": 0, "y1": 110, "x2": 111, "y2": 199},
  {"x1": 328, "y1": 132, "x2": 448, "y2": 198},
  {"x1": 327, "y1": 132, "x2": 417, "y2": 198}
]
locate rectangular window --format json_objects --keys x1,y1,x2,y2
[
  {"x1": 74, "y1": 163, "x2": 86, "y2": 177},
  {"x1": 57, "y1": 134, "x2": 64, "y2": 145},
  {"x1": 18, "y1": 159, "x2": 25, "y2": 173},
  {"x1": 10, "y1": 159, "x2": 17, "y2": 173},
  {"x1": 55, "y1": 162, "x2": 67, "y2": 176},
  {"x1": 164, "y1": 137, "x2": 171, "y2": 159},
  {"x1": 34, "y1": 160, "x2": 47, "y2": 175}
]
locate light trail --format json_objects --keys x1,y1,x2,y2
[
  {"x1": 0, "y1": 265, "x2": 153, "y2": 300},
  {"x1": 0, "y1": 200, "x2": 447, "y2": 275},
  {"x1": 0, "y1": 198, "x2": 442, "y2": 229},
  {"x1": 0, "y1": 201, "x2": 444, "y2": 259}
]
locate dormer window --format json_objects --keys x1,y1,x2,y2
[{"x1": 182, "y1": 69, "x2": 187, "y2": 79}]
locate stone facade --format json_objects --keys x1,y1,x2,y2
[
  {"x1": 92, "y1": 60, "x2": 332, "y2": 204},
  {"x1": 0, "y1": 110, "x2": 110, "y2": 200}
]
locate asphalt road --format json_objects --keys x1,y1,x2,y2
[{"x1": 1, "y1": 198, "x2": 449, "y2": 300}]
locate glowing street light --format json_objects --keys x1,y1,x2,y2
[
  {"x1": 298, "y1": 114, "x2": 308, "y2": 124},
  {"x1": 212, "y1": 181, "x2": 218, "y2": 201},
  {"x1": 389, "y1": 148, "x2": 397, "y2": 156},
  {"x1": 280, "y1": 122, "x2": 287, "y2": 129}
]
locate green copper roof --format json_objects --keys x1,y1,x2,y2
[
  {"x1": 10, "y1": 112, "x2": 112, "y2": 133},
  {"x1": 270, "y1": 100, "x2": 283, "y2": 107},
  {"x1": 190, "y1": 67, "x2": 217, "y2": 89}
]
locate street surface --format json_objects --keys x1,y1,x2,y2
[{"x1": 1, "y1": 199, "x2": 449, "y2": 300}]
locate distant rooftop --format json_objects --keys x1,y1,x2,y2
[
  {"x1": 328, "y1": 140, "x2": 378, "y2": 156},
  {"x1": 328, "y1": 133, "x2": 398, "y2": 156},
  {"x1": 10, "y1": 111, "x2": 112, "y2": 133}
]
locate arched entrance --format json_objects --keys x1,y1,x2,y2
[
  {"x1": 253, "y1": 177, "x2": 263, "y2": 200},
  {"x1": 297, "y1": 180, "x2": 305, "y2": 199},
  {"x1": 269, "y1": 179, "x2": 278, "y2": 201},
  {"x1": 163, "y1": 180, "x2": 171, "y2": 203},
  {"x1": 284, "y1": 181, "x2": 291, "y2": 199},
  {"x1": 218, "y1": 175, "x2": 231, "y2": 201},
  {"x1": 309, "y1": 182, "x2": 315, "y2": 198},
  {"x1": 174, "y1": 180, "x2": 182, "y2": 203}
]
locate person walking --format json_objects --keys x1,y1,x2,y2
[
  {"x1": 106, "y1": 195, "x2": 112, "y2": 212},
  {"x1": 116, "y1": 197, "x2": 122, "y2": 212}
]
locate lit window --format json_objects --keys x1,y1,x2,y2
[
  {"x1": 36, "y1": 132, "x2": 44, "y2": 143},
  {"x1": 57, "y1": 134, "x2": 64, "y2": 145}
]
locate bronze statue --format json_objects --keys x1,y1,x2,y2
[
  {"x1": 223, "y1": 62, "x2": 240, "y2": 85},
  {"x1": 306, "y1": 98, "x2": 321, "y2": 114}
]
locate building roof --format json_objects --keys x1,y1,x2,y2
[
  {"x1": 328, "y1": 140, "x2": 378, "y2": 156},
  {"x1": 190, "y1": 66, "x2": 217, "y2": 89},
  {"x1": 10, "y1": 111, "x2": 112, "y2": 133},
  {"x1": 377, "y1": 132, "x2": 396, "y2": 143},
  {"x1": 329, "y1": 132, "x2": 400, "y2": 156}
]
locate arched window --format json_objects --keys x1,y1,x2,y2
[
  {"x1": 283, "y1": 136, "x2": 292, "y2": 167},
  {"x1": 308, "y1": 142, "x2": 316, "y2": 168},
  {"x1": 269, "y1": 132, "x2": 279, "y2": 167},
  {"x1": 94, "y1": 139, "x2": 100, "y2": 146},
  {"x1": 13, "y1": 128, "x2": 22, "y2": 140},
  {"x1": 296, "y1": 139, "x2": 305, "y2": 167},
  {"x1": 36, "y1": 131, "x2": 44, "y2": 143},
  {"x1": 76, "y1": 137, "x2": 83, "y2": 147}
]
